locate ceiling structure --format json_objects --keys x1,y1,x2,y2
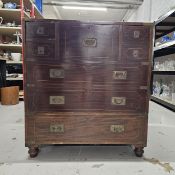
[{"x1": 42, "y1": 0, "x2": 144, "y2": 21}]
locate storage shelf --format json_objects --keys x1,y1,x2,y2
[
  {"x1": 0, "y1": 26, "x2": 21, "y2": 36},
  {"x1": 155, "y1": 8, "x2": 175, "y2": 25},
  {"x1": 6, "y1": 61, "x2": 22, "y2": 64},
  {"x1": 154, "y1": 40, "x2": 175, "y2": 51},
  {"x1": 2, "y1": 0, "x2": 20, "y2": 5},
  {"x1": 0, "y1": 58, "x2": 7, "y2": 61},
  {"x1": 6, "y1": 77, "x2": 23, "y2": 81},
  {"x1": 0, "y1": 43, "x2": 22, "y2": 52},
  {"x1": 152, "y1": 70, "x2": 175, "y2": 74},
  {"x1": 0, "y1": 8, "x2": 21, "y2": 23},
  {"x1": 151, "y1": 95, "x2": 175, "y2": 112}
]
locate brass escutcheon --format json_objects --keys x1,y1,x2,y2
[
  {"x1": 50, "y1": 124, "x2": 64, "y2": 133},
  {"x1": 113, "y1": 71, "x2": 127, "y2": 80},
  {"x1": 50, "y1": 96, "x2": 65, "y2": 104},
  {"x1": 111, "y1": 97, "x2": 126, "y2": 105},
  {"x1": 110, "y1": 125, "x2": 125, "y2": 133},
  {"x1": 83, "y1": 38, "x2": 97, "y2": 47},
  {"x1": 50, "y1": 69, "x2": 64, "y2": 78}
]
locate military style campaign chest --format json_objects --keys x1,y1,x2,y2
[{"x1": 23, "y1": 20, "x2": 153, "y2": 158}]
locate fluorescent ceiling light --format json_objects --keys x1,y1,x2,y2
[{"x1": 62, "y1": 6, "x2": 107, "y2": 11}]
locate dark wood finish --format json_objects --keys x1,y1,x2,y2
[
  {"x1": 23, "y1": 20, "x2": 153, "y2": 158},
  {"x1": 134, "y1": 147, "x2": 144, "y2": 157}
]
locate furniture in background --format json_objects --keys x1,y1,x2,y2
[{"x1": 24, "y1": 20, "x2": 153, "y2": 158}]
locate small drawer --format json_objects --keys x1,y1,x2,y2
[
  {"x1": 25, "y1": 41, "x2": 56, "y2": 60},
  {"x1": 34, "y1": 115, "x2": 147, "y2": 144},
  {"x1": 26, "y1": 21, "x2": 56, "y2": 40},
  {"x1": 122, "y1": 25, "x2": 150, "y2": 45},
  {"x1": 122, "y1": 47, "x2": 149, "y2": 61}
]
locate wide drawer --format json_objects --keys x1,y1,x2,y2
[
  {"x1": 25, "y1": 88, "x2": 148, "y2": 113},
  {"x1": 60, "y1": 23, "x2": 120, "y2": 61},
  {"x1": 30, "y1": 115, "x2": 147, "y2": 144},
  {"x1": 25, "y1": 63, "x2": 149, "y2": 85}
]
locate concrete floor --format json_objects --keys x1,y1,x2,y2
[{"x1": 0, "y1": 101, "x2": 175, "y2": 174}]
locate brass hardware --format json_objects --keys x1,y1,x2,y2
[
  {"x1": 37, "y1": 46, "x2": 45, "y2": 55},
  {"x1": 111, "y1": 97, "x2": 126, "y2": 105},
  {"x1": 50, "y1": 69, "x2": 64, "y2": 78},
  {"x1": 113, "y1": 71, "x2": 127, "y2": 80},
  {"x1": 110, "y1": 125, "x2": 125, "y2": 133},
  {"x1": 134, "y1": 30, "x2": 140, "y2": 38},
  {"x1": 50, "y1": 96, "x2": 65, "y2": 104},
  {"x1": 132, "y1": 49, "x2": 139, "y2": 58},
  {"x1": 50, "y1": 124, "x2": 64, "y2": 133},
  {"x1": 83, "y1": 38, "x2": 97, "y2": 47}
]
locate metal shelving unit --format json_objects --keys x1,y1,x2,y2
[
  {"x1": 151, "y1": 8, "x2": 175, "y2": 112},
  {"x1": 0, "y1": 0, "x2": 44, "y2": 100}
]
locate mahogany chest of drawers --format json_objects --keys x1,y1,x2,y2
[{"x1": 23, "y1": 20, "x2": 153, "y2": 158}]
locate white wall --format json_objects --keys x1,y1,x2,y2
[{"x1": 127, "y1": 0, "x2": 175, "y2": 22}]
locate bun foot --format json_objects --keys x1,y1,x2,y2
[
  {"x1": 28, "y1": 146, "x2": 39, "y2": 158},
  {"x1": 134, "y1": 147, "x2": 144, "y2": 157}
]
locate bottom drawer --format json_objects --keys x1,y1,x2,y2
[{"x1": 27, "y1": 114, "x2": 148, "y2": 145}]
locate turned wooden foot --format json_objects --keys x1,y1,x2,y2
[
  {"x1": 28, "y1": 146, "x2": 39, "y2": 158},
  {"x1": 134, "y1": 147, "x2": 144, "y2": 157}
]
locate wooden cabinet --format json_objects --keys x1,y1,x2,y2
[{"x1": 23, "y1": 20, "x2": 153, "y2": 158}]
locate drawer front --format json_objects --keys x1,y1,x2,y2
[
  {"x1": 26, "y1": 21, "x2": 56, "y2": 40},
  {"x1": 122, "y1": 47, "x2": 150, "y2": 62},
  {"x1": 25, "y1": 63, "x2": 149, "y2": 86},
  {"x1": 122, "y1": 25, "x2": 150, "y2": 46},
  {"x1": 26, "y1": 89, "x2": 147, "y2": 113},
  {"x1": 60, "y1": 23, "x2": 120, "y2": 61},
  {"x1": 33, "y1": 115, "x2": 147, "y2": 144},
  {"x1": 25, "y1": 41, "x2": 57, "y2": 61}
]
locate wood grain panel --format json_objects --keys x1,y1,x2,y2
[
  {"x1": 33, "y1": 115, "x2": 147, "y2": 144},
  {"x1": 25, "y1": 63, "x2": 149, "y2": 86},
  {"x1": 27, "y1": 88, "x2": 147, "y2": 113},
  {"x1": 60, "y1": 23, "x2": 120, "y2": 62}
]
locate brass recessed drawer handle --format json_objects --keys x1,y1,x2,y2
[
  {"x1": 111, "y1": 97, "x2": 126, "y2": 105},
  {"x1": 49, "y1": 96, "x2": 65, "y2": 105},
  {"x1": 113, "y1": 71, "x2": 127, "y2": 80},
  {"x1": 83, "y1": 38, "x2": 97, "y2": 47},
  {"x1": 50, "y1": 124, "x2": 64, "y2": 133},
  {"x1": 110, "y1": 125, "x2": 125, "y2": 133},
  {"x1": 50, "y1": 69, "x2": 64, "y2": 78}
]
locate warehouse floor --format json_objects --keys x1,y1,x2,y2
[{"x1": 0, "y1": 101, "x2": 175, "y2": 174}]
